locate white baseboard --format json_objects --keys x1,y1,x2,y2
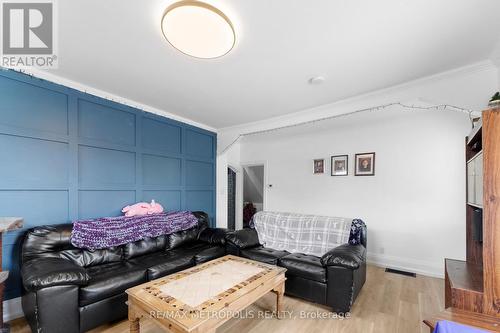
[
  {"x1": 3, "y1": 297, "x2": 23, "y2": 323},
  {"x1": 367, "y1": 253, "x2": 444, "y2": 279}
]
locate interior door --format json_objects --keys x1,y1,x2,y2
[{"x1": 227, "y1": 168, "x2": 236, "y2": 230}]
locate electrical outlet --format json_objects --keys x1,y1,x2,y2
[{"x1": 379, "y1": 247, "x2": 385, "y2": 254}]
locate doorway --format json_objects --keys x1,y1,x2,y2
[
  {"x1": 227, "y1": 167, "x2": 236, "y2": 230},
  {"x1": 242, "y1": 164, "x2": 265, "y2": 228}
]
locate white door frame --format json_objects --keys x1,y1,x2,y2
[
  {"x1": 226, "y1": 164, "x2": 239, "y2": 230},
  {"x1": 241, "y1": 161, "x2": 268, "y2": 214}
]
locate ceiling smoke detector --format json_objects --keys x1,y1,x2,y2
[{"x1": 309, "y1": 76, "x2": 326, "y2": 85}]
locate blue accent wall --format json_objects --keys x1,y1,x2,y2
[{"x1": 0, "y1": 70, "x2": 216, "y2": 299}]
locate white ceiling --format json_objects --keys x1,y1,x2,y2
[{"x1": 52, "y1": 0, "x2": 500, "y2": 129}]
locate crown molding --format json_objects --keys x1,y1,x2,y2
[
  {"x1": 4, "y1": 59, "x2": 494, "y2": 134},
  {"x1": 220, "y1": 60, "x2": 495, "y2": 133},
  {"x1": 1, "y1": 67, "x2": 217, "y2": 133}
]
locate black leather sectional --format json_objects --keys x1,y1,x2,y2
[
  {"x1": 225, "y1": 226, "x2": 367, "y2": 313},
  {"x1": 20, "y1": 212, "x2": 367, "y2": 333},
  {"x1": 20, "y1": 212, "x2": 226, "y2": 333}
]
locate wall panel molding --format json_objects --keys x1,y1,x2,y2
[{"x1": 0, "y1": 70, "x2": 217, "y2": 300}]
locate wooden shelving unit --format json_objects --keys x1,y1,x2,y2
[
  {"x1": 482, "y1": 108, "x2": 500, "y2": 316},
  {"x1": 445, "y1": 259, "x2": 483, "y2": 313},
  {"x1": 425, "y1": 108, "x2": 500, "y2": 331}
]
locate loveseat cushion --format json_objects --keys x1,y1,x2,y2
[
  {"x1": 320, "y1": 244, "x2": 366, "y2": 269},
  {"x1": 79, "y1": 262, "x2": 146, "y2": 306},
  {"x1": 279, "y1": 253, "x2": 326, "y2": 283},
  {"x1": 22, "y1": 257, "x2": 90, "y2": 292},
  {"x1": 240, "y1": 246, "x2": 289, "y2": 265}
]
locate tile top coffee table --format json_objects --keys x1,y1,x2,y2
[{"x1": 126, "y1": 255, "x2": 286, "y2": 333}]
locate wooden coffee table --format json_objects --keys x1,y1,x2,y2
[{"x1": 126, "y1": 255, "x2": 286, "y2": 333}]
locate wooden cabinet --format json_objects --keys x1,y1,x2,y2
[
  {"x1": 445, "y1": 259, "x2": 483, "y2": 313},
  {"x1": 482, "y1": 109, "x2": 500, "y2": 316},
  {"x1": 443, "y1": 108, "x2": 500, "y2": 317},
  {"x1": 426, "y1": 108, "x2": 500, "y2": 331}
]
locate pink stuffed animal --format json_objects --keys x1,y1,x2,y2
[
  {"x1": 122, "y1": 200, "x2": 164, "y2": 217},
  {"x1": 122, "y1": 202, "x2": 150, "y2": 217},
  {"x1": 147, "y1": 200, "x2": 164, "y2": 214}
]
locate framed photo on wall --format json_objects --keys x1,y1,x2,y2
[
  {"x1": 355, "y1": 152, "x2": 375, "y2": 176},
  {"x1": 313, "y1": 158, "x2": 325, "y2": 174},
  {"x1": 331, "y1": 155, "x2": 348, "y2": 176}
]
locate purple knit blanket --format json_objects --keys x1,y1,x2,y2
[{"x1": 71, "y1": 211, "x2": 199, "y2": 250}]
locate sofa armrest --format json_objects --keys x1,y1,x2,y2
[
  {"x1": 320, "y1": 244, "x2": 366, "y2": 269},
  {"x1": 225, "y1": 228, "x2": 260, "y2": 249},
  {"x1": 22, "y1": 257, "x2": 89, "y2": 292},
  {"x1": 198, "y1": 228, "x2": 228, "y2": 246}
]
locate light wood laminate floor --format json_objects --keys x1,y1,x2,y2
[{"x1": 9, "y1": 265, "x2": 444, "y2": 333}]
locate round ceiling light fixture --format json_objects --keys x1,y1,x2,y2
[{"x1": 161, "y1": 1, "x2": 235, "y2": 59}]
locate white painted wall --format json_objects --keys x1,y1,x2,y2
[
  {"x1": 497, "y1": 63, "x2": 500, "y2": 90},
  {"x1": 491, "y1": 47, "x2": 500, "y2": 89},
  {"x1": 239, "y1": 108, "x2": 470, "y2": 277},
  {"x1": 252, "y1": 203, "x2": 263, "y2": 212},
  {"x1": 215, "y1": 61, "x2": 500, "y2": 278}
]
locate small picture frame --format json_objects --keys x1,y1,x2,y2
[
  {"x1": 355, "y1": 152, "x2": 375, "y2": 176},
  {"x1": 313, "y1": 159, "x2": 325, "y2": 174},
  {"x1": 331, "y1": 155, "x2": 348, "y2": 176}
]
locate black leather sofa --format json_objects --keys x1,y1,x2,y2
[
  {"x1": 225, "y1": 224, "x2": 367, "y2": 313},
  {"x1": 20, "y1": 212, "x2": 227, "y2": 333}
]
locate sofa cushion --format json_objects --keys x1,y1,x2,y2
[
  {"x1": 60, "y1": 247, "x2": 123, "y2": 267},
  {"x1": 22, "y1": 257, "x2": 90, "y2": 291},
  {"x1": 198, "y1": 228, "x2": 227, "y2": 246},
  {"x1": 240, "y1": 246, "x2": 289, "y2": 265},
  {"x1": 22, "y1": 224, "x2": 74, "y2": 263},
  {"x1": 123, "y1": 236, "x2": 166, "y2": 259},
  {"x1": 166, "y1": 226, "x2": 200, "y2": 250},
  {"x1": 279, "y1": 253, "x2": 326, "y2": 283},
  {"x1": 137, "y1": 242, "x2": 225, "y2": 280},
  {"x1": 192, "y1": 211, "x2": 210, "y2": 230},
  {"x1": 79, "y1": 262, "x2": 146, "y2": 306},
  {"x1": 226, "y1": 228, "x2": 260, "y2": 249},
  {"x1": 176, "y1": 242, "x2": 210, "y2": 254},
  {"x1": 193, "y1": 246, "x2": 226, "y2": 264},
  {"x1": 144, "y1": 251, "x2": 195, "y2": 280}
]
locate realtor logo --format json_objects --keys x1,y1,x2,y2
[{"x1": 1, "y1": 0, "x2": 58, "y2": 68}]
